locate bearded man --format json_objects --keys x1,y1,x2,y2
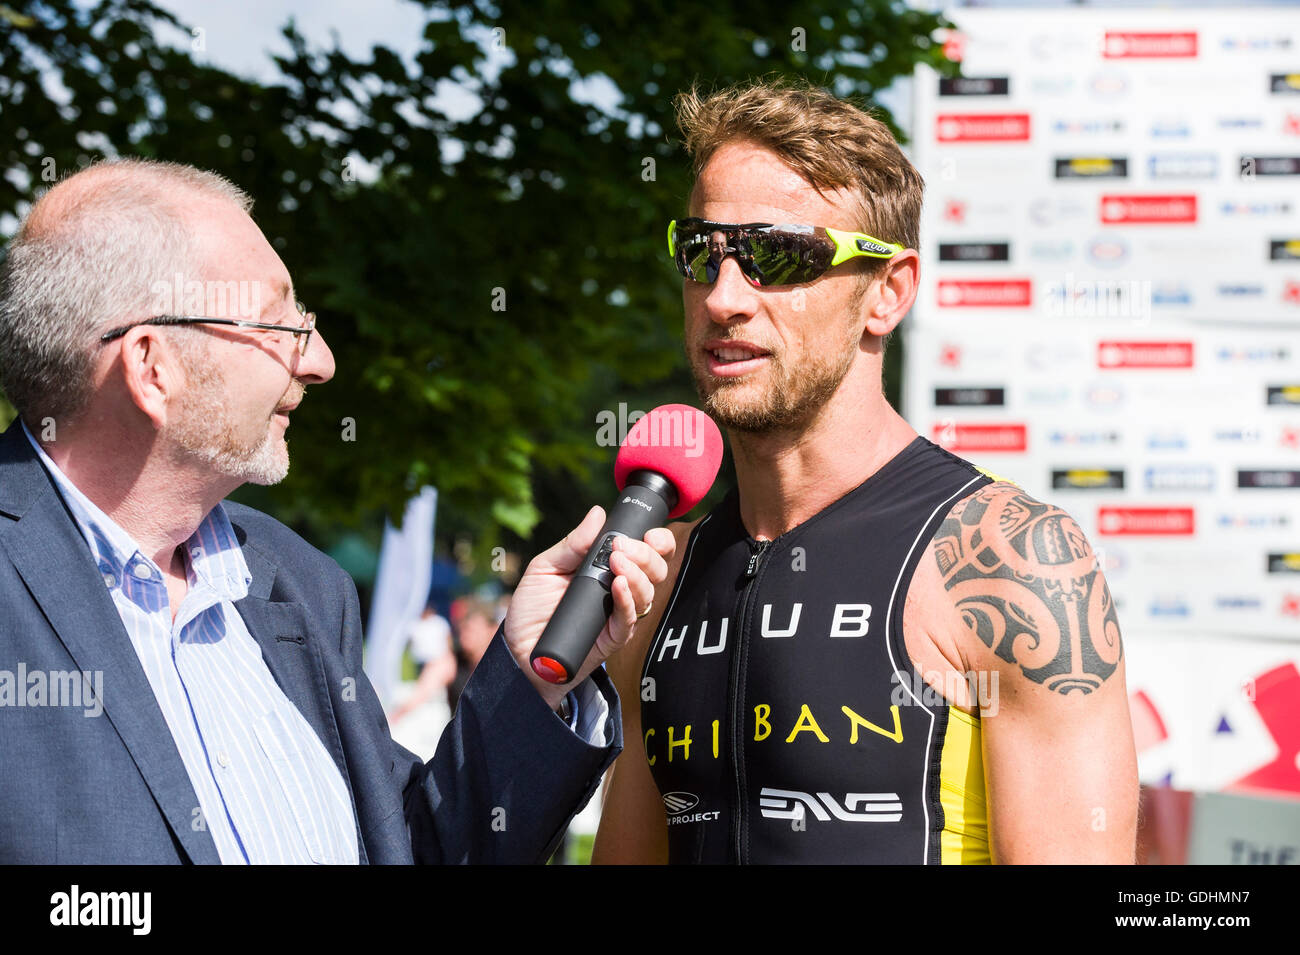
[{"x1": 593, "y1": 82, "x2": 1138, "y2": 864}]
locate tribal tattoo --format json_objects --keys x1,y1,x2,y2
[{"x1": 932, "y1": 486, "x2": 1122, "y2": 695}]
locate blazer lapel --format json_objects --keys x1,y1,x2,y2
[{"x1": 0, "y1": 428, "x2": 220, "y2": 864}]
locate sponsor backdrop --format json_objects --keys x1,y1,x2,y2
[{"x1": 906, "y1": 7, "x2": 1300, "y2": 801}]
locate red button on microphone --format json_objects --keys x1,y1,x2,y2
[{"x1": 532, "y1": 656, "x2": 569, "y2": 684}]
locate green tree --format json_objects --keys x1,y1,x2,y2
[{"x1": 1, "y1": 0, "x2": 953, "y2": 554}]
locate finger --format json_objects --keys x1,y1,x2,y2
[
  {"x1": 606, "y1": 573, "x2": 638, "y2": 647},
  {"x1": 643, "y1": 526, "x2": 676, "y2": 561},
  {"x1": 531, "y1": 506, "x2": 605, "y2": 574},
  {"x1": 610, "y1": 549, "x2": 655, "y2": 620},
  {"x1": 613, "y1": 534, "x2": 669, "y2": 585}
]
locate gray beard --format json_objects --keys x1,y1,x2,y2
[{"x1": 167, "y1": 362, "x2": 290, "y2": 486}]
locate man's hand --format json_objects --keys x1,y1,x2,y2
[{"x1": 504, "y1": 506, "x2": 675, "y2": 711}]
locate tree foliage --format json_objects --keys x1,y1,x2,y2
[{"x1": 0, "y1": 0, "x2": 953, "y2": 549}]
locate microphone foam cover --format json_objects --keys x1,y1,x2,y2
[{"x1": 614, "y1": 404, "x2": 724, "y2": 519}]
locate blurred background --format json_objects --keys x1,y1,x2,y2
[{"x1": 2, "y1": 0, "x2": 1296, "y2": 864}]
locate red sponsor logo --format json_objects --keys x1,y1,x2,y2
[
  {"x1": 939, "y1": 344, "x2": 962, "y2": 368},
  {"x1": 1286, "y1": 114, "x2": 1300, "y2": 137},
  {"x1": 1103, "y1": 31, "x2": 1198, "y2": 59},
  {"x1": 943, "y1": 199, "x2": 967, "y2": 224},
  {"x1": 933, "y1": 423, "x2": 1027, "y2": 453},
  {"x1": 937, "y1": 279, "x2": 1032, "y2": 307},
  {"x1": 1098, "y1": 507, "x2": 1195, "y2": 536},
  {"x1": 1282, "y1": 594, "x2": 1300, "y2": 618},
  {"x1": 1100, "y1": 194, "x2": 1197, "y2": 224},
  {"x1": 1285, "y1": 281, "x2": 1300, "y2": 305},
  {"x1": 936, "y1": 113, "x2": 1031, "y2": 143},
  {"x1": 1098, "y1": 341, "x2": 1194, "y2": 369}
]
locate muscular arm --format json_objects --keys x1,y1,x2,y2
[
  {"x1": 931, "y1": 483, "x2": 1138, "y2": 864},
  {"x1": 591, "y1": 520, "x2": 697, "y2": 865}
]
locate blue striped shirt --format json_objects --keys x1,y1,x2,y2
[{"x1": 24, "y1": 423, "x2": 359, "y2": 865}]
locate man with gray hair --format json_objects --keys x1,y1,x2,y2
[{"x1": 0, "y1": 159, "x2": 673, "y2": 863}]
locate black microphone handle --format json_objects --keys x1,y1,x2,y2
[{"x1": 530, "y1": 471, "x2": 677, "y2": 684}]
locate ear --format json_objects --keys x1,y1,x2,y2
[
  {"x1": 116, "y1": 328, "x2": 186, "y2": 430},
  {"x1": 863, "y1": 249, "x2": 920, "y2": 338}
]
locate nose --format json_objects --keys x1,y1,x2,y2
[
  {"x1": 702, "y1": 255, "x2": 761, "y2": 325},
  {"x1": 297, "y1": 326, "x2": 336, "y2": 384}
]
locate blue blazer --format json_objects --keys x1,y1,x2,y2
[{"x1": 0, "y1": 421, "x2": 621, "y2": 863}]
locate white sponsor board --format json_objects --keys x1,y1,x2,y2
[{"x1": 907, "y1": 7, "x2": 1300, "y2": 797}]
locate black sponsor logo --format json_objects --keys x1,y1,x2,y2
[
  {"x1": 939, "y1": 76, "x2": 1010, "y2": 96},
  {"x1": 1270, "y1": 73, "x2": 1300, "y2": 94},
  {"x1": 1051, "y1": 469, "x2": 1125, "y2": 490},
  {"x1": 938, "y1": 242, "x2": 1011, "y2": 262},
  {"x1": 934, "y1": 386, "x2": 1005, "y2": 407},
  {"x1": 1243, "y1": 155, "x2": 1300, "y2": 176},
  {"x1": 1238, "y1": 469, "x2": 1300, "y2": 489},
  {"x1": 1268, "y1": 553, "x2": 1300, "y2": 573},
  {"x1": 1267, "y1": 385, "x2": 1300, "y2": 405},
  {"x1": 1270, "y1": 239, "x2": 1300, "y2": 260},
  {"x1": 1054, "y1": 157, "x2": 1128, "y2": 179}
]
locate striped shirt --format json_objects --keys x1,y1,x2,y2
[{"x1": 24, "y1": 423, "x2": 359, "y2": 865}]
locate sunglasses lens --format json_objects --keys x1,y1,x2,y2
[
  {"x1": 672, "y1": 221, "x2": 835, "y2": 286},
  {"x1": 672, "y1": 222, "x2": 716, "y2": 282},
  {"x1": 747, "y1": 227, "x2": 835, "y2": 286}
]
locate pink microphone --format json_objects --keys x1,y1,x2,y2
[{"x1": 530, "y1": 405, "x2": 723, "y2": 684}]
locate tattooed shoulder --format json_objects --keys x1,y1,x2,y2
[{"x1": 930, "y1": 482, "x2": 1123, "y2": 695}]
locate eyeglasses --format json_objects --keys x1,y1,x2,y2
[
  {"x1": 99, "y1": 300, "x2": 317, "y2": 356},
  {"x1": 667, "y1": 217, "x2": 904, "y2": 287}
]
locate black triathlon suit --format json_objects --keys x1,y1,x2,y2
[{"x1": 641, "y1": 436, "x2": 996, "y2": 863}]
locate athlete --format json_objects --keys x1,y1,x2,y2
[{"x1": 591, "y1": 81, "x2": 1138, "y2": 864}]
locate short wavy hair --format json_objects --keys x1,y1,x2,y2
[{"x1": 675, "y1": 79, "x2": 923, "y2": 262}]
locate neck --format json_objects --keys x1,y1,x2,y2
[
  {"x1": 728, "y1": 370, "x2": 917, "y2": 540},
  {"x1": 36, "y1": 412, "x2": 236, "y2": 573}
]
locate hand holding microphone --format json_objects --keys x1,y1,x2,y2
[{"x1": 503, "y1": 405, "x2": 723, "y2": 709}]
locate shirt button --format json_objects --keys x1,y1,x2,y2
[
  {"x1": 102, "y1": 572, "x2": 117, "y2": 588},
  {"x1": 132, "y1": 562, "x2": 153, "y2": 580},
  {"x1": 217, "y1": 752, "x2": 231, "y2": 768},
  {"x1": 190, "y1": 547, "x2": 202, "y2": 559}
]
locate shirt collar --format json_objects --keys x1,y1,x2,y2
[{"x1": 21, "y1": 419, "x2": 252, "y2": 602}]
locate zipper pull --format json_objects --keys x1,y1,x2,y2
[{"x1": 743, "y1": 539, "x2": 771, "y2": 580}]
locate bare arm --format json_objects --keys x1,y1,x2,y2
[
  {"x1": 932, "y1": 483, "x2": 1139, "y2": 863},
  {"x1": 388, "y1": 652, "x2": 456, "y2": 725},
  {"x1": 591, "y1": 520, "x2": 697, "y2": 865}
]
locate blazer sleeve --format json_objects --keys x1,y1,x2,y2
[{"x1": 338, "y1": 573, "x2": 623, "y2": 864}]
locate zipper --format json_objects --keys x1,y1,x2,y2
[{"x1": 728, "y1": 537, "x2": 770, "y2": 864}]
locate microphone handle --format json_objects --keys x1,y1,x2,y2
[{"x1": 530, "y1": 471, "x2": 676, "y2": 684}]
